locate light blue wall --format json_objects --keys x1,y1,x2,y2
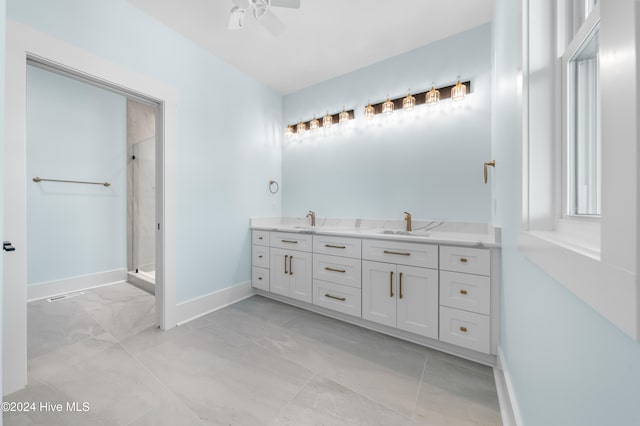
[
  {"x1": 282, "y1": 24, "x2": 492, "y2": 222},
  {"x1": 26, "y1": 66, "x2": 127, "y2": 285},
  {"x1": 8, "y1": 0, "x2": 282, "y2": 302},
  {"x1": 492, "y1": 1, "x2": 640, "y2": 425}
]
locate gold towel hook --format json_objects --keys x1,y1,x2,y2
[{"x1": 483, "y1": 160, "x2": 495, "y2": 184}]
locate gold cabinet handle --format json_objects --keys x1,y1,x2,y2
[
  {"x1": 289, "y1": 255, "x2": 293, "y2": 275},
  {"x1": 258, "y1": 255, "x2": 263, "y2": 258},
  {"x1": 325, "y1": 267, "x2": 346, "y2": 273},
  {"x1": 460, "y1": 289, "x2": 468, "y2": 295},
  {"x1": 281, "y1": 239, "x2": 298, "y2": 244},
  {"x1": 399, "y1": 272, "x2": 404, "y2": 299},
  {"x1": 258, "y1": 236, "x2": 263, "y2": 240},
  {"x1": 390, "y1": 271, "x2": 394, "y2": 297},
  {"x1": 484, "y1": 160, "x2": 495, "y2": 184},
  {"x1": 325, "y1": 244, "x2": 346, "y2": 249},
  {"x1": 258, "y1": 277, "x2": 263, "y2": 280},
  {"x1": 383, "y1": 250, "x2": 411, "y2": 256},
  {"x1": 325, "y1": 293, "x2": 346, "y2": 301},
  {"x1": 460, "y1": 326, "x2": 468, "y2": 333},
  {"x1": 459, "y1": 258, "x2": 468, "y2": 263},
  {"x1": 284, "y1": 255, "x2": 288, "y2": 274}
]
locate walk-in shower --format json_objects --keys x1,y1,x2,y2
[{"x1": 127, "y1": 100, "x2": 156, "y2": 294}]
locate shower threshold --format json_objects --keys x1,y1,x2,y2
[{"x1": 127, "y1": 270, "x2": 155, "y2": 295}]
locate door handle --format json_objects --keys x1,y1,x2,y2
[
  {"x1": 284, "y1": 255, "x2": 288, "y2": 274},
  {"x1": 399, "y1": 272, "x2": 403, "y2": 299},
  {"x1": 3, "y1": 241, "x2": 15, "y2": 252},
  {"x1": 289, "y1": 255, "x2": 293, "y2": 275},
  {"x1": 390, "y1": 271, "x2": 394, "y2": 297}
]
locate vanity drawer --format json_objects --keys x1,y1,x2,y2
[
  {"x1": 362, "y1": 239, "x2": 438, "y2": 269},
  {"x1": 252, "y1": 230, "x2": 270, "y2": 247},
  {"x1": 313, "y1": 235, "x2": 362, "y2": 259},
  {"x1": 439, "y1": 306, "x2": 490, "y2": 354},
  {"x1": 252, "y1": 245, "x2": 270, "y2": 268},
  {"x1": 439, "y1": 246, "x2": 490, "y2": 276},
  {"x1": 313, "y1": 254, "x2": 362, "y2": 288},
  {"x1": 270, "y1": 232, "x2": 313, "y2": 252},
  {"x1": 252, "y1": 266, "x2": 269, "y2": 291},
  {"x1": 440, "y1": 271, "x2": 490, "y2": 315},
  {"x1": 313, "y1": 280, "x2": 361, "y2": 318}
]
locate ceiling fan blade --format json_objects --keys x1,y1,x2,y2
[
  {"x1": 269, "y1": 0, "x2": 300, "y2": 8},
  {"x1": 257, "y1": 8, "x2": 285, "y2": 36},
  {"x1": 228, "y1": 6, "x2": 246, "y2": 30}
]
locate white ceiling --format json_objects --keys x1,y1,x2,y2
[{"x1": 126, "y1": 0, "x2": 494, "y2": 94}]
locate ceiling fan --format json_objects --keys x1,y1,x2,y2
[{"x1": 228, "y1": 0, "x2": 300, "y2": 36}]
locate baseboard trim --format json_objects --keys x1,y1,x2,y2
[
  {"x1": 27, "y1": 269, "x2": 127, "y2": 302},
  {"x1": 176, "y1": 281, "x2": 255, "y2": 325},
  {"x1": 494, "y1": 347, "x2": 524, "y2": 426}
]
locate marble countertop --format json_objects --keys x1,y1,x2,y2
[{"x1": 250, "y1": 217, "x2": 501, "y2": 248}]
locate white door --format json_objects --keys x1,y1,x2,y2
[
  {"x1": 397, "y1": 265, "x2": 439, "y2": 339},
  {"x1": 269, "y1": 248, "x2": 290, "y2": 297},
  {"x1": 289, "y1": 251, "x2": 312, "y2": 303},
  {"x1": 362, "y1": 261, "x2": 396, "y2": 327}
]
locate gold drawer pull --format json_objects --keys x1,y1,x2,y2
[
  {"x1": 258, "y1": 236, "x2": 263, "y2": 240},
  {"x1": 289, "y1": 256, "x2": 293, "y2": 275},
  {"x1": 284, "y1": 255, "x2": 288, "y2": 274},
  {"x1": 390, "y1": 271, "x2": 394, "y2": 297},
  {"x1": 459, "y1": 258, "x2": 468, "y2": 263},
  {"x1": 460, "y1": 326, "x2": 468, "y2": 333},
  {"x1": 325, "y1": 244, "x2": 346, "y2": 249},
  {"x1": 258, "y1": 255, "x2": 263, "y2": 258},
  {"x1": 399, "y1": 272, "x2": 403, "y2": 299},
  {"x1": 325, "y1": 294, "x2": 346, "y2": 301},
  {"x1": 460, "y1": 289, "x2": 468, "y2": 295},
  {"x1": 325, "y1": 267, "x2": 346, "y2": 273},
  {"x1": 258, "y1": 277, "x2": 262, "y2": 280},
  {"x1": 282, "y1": 239, "x2": 298, "y2": 244},
  {"x1": 384, "y1": 250, "x2": 411, "y2": 256}
]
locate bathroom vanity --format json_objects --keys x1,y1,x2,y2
[{"x1": 250, "y1": 217, "x2": 500, "y2": 366}]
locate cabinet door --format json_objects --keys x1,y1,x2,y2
[
  {"x1": 362, "y1": 261, "x2": 397, "y2": 327},
  {"x1": 288, "y1": 251, "x2": 312, "y2": 303},
  {"x1": 270, "y1": 248, "x2": 290, "y2": 297},
  {"x1": 397, "y1": 265, "x2": 439, "y2": 339}
]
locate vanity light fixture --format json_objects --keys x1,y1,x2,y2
[
  {"x1": 425, "y1": 84, "x2": 440, "y2": 106},
  {"x1": 323, "y1": 112, "x2": 333, "y2": 128},
  {"x1": 451, "y1": 77, "x2": 467, "y2": 102},
  {"x1": 285, "y1": 124, "x2": 294, "y2": 137},
  {"x1": 364, "y1": 102, "x2": 375, "y2": 120},
  {"x1": 402, "y1": 90, "x2": 416, "y2": 111},
  {"x1": 382, "y1": 97, "x2": 394, "y2": 115},
  {"x1": 297, "y1": 121, "x2": 307, "y2": 135},
  {"x1": 309, "y1": 115, "x2": 320, "y2": 131},
  {"x1": 339, "y1": 108, "x2": 351, "y2": 124}
]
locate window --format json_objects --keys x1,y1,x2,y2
[{"x1": 567, "y1": 28, "x2": 600, "y2": 216}]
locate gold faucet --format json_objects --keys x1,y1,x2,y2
[
  {"x1": 404, "y1": 212, "x2": 412, "y2": 232},
  {"x1": 306, "y1": 210, "x2": 316, "y2": 227}
]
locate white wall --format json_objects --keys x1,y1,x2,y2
[
  {"x1": 282, "y1": 24, "x2": 492, "y2": 222},
  {"x1": 26, "y1": 65, "x2": 127, "y2": 285},
  {"x1": 8, "y1": 0, "x2": 282, "y2": 303}
]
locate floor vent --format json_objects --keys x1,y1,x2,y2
[{"x1": 46, "y1": 291, "x2": 85, "y2": 302}]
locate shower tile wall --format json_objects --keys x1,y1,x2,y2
[{"x1": 127, "y1": 100, "x2": 155, "y2": 274}]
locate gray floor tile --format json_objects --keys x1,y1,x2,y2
[
  {"x1": 414, "y1": 356, "x2": 502, "y2": 425},
  {"x1": 9, "y1": 287, "x2": 502, "y2": 426},
  {"x1": 271, "y1": 375, "x2": 419, "y2": 426}
]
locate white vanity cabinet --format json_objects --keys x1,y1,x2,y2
[
  {"x1": 362, "y1": 241, "x2": 439, "y2": 339},
  {"x1": 438, "y1": 246, "x2": 492, "y2": 353},
  {"x1": 251, "y1": 230, "x2": 270, "y2": 291},
  {"x1": 268, "y1": 232, "x2": 313, "y2": 303},
  {"x1": 311, "y1": 235, "x2": 362, "y2": 317}
]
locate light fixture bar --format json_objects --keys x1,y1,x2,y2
[
  {"x1": 288, "y1": 109, "x2": 355, "y2": 135},
  {"x1": 367, "y1": 80, "x2": 471, "y2": 115}
]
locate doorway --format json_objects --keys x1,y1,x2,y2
[{"x1": 3, "y1": 21, "x2": 177, "y2": 396}]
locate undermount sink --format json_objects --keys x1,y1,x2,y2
[{"x1": 380, "y1": 229, "x2": 430, "y2": 237}]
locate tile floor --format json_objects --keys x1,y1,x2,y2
[{"x1": 4, "y1": 283, "x2": 502, "y2": 425}]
